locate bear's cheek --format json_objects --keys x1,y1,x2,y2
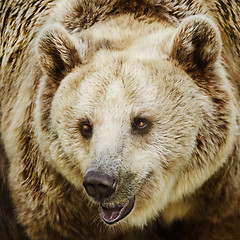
[
  {"x1": 117, "y1": 170, "x2": 174, "y2": 227},
  {"x1": 119, "y1": 127, "x2": 197, "y2": 223}
]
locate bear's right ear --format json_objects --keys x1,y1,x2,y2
[
  {"x1": 170, "y1": 15, "x2": 221, "y2": 73},
  {"x1": 38, "y1": 25, "x2": 86, "y2": 82}
]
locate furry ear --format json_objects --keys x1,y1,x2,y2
[
  {"x1": 38, "y1": 24, "x2": 86, "y2": 81},
  {"x1": 170, "y1": 15, "x2": 222, "y2": 72}
]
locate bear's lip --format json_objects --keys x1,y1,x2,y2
[{"x1": 100, "y1": 196, "x2": 135, "y2": 224}]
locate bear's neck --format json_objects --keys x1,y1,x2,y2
[
  {"x1": 188, "y1": 142, "x2": 240, "y2": 222},
  {"x1": 161, "y1": 141, "x2": 240, "y2": 225}
]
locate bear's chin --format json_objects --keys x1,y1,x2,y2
[{"x1": 100, "y1": 197, "x2": 135, "y2": 224}]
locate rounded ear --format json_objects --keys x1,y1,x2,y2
[
  {"x1": 37, "y1": 24, "x2": 87, "y2": 82},
  {"x1": 170, "y1": 15, "x2": 222, "y2": 72}
]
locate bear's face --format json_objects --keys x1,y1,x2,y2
[
  {"x1": 52, "y1": 56, "x2": 201, "y2": 225},
  {"x1": 36, "y1": 15, "x2": 236, "y2": 227}
]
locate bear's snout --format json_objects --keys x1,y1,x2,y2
[{"x1": 83, "y1": 171, "x2": 117, "y2": 201}]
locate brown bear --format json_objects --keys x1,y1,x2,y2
[{"x1": 1, "y1": 0, "x2": 240, "y2": 239}]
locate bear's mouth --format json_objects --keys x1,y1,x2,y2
[{"x1": 100, "y1": 196, "x2": 135, "y2": 224}]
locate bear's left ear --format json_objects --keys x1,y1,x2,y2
[
  {"x1": 170, "y1": 15, "x2": 222, "y2": 72},
  {"x1": 38, "y1": 24, "x2": 86, "y2": 82}
]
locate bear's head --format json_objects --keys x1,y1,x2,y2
[{"x1": 35, "y1": 15, "x2": 236, "y2": 227}]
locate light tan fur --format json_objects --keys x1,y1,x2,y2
[{"x1": 1, "y1": 0, "x2": 240, "y2": 239}]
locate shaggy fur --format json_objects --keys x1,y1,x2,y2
[
  {"x1": 0, "y1": 132, "x2": 29, "y2": 240},
  {"x1": 1, "y1": 0, "x2": 240, "y2": 240}
]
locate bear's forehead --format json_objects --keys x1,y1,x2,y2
[
  {"x1": 76, "y1": 59, "x2": 163, "y2": 106},
  {"x1": 54, "y1": 49, "x2": 194, "y2": 127},
  {"x1": 74, "y1": 70, "x2": 160, "y2": 122}
]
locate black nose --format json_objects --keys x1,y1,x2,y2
[{"x1": 83, "y1": 171, "x2": 117, "y2": 201}]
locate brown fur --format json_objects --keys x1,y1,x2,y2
[
  {"x1": 0, "y1": 132, "x2": 29, "y2": 240},
  {"x1": 1, "y1": 0, "x2": 240, "y2": 240}
]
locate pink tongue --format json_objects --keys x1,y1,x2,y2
[
  {"x1": 100, "y1": 197, "x2": 135, "y2": 224},
  {"x1": 101, "y1": 206, "x2": 122, "y2": 223}
]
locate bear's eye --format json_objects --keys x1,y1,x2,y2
[
  {"x1": 132, "y1": 117, "x2": 152, "y2": 133},
  {"x1": 79, "y1": 120, "x2": 93, "y2": 139}
]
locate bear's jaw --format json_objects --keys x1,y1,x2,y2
[{"x1": 100, "y1": 196, "x2": 135, "y2": 224}]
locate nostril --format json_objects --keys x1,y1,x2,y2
[
  {"x1": 84, "y1": 184, "x2": 95, "y2": 197},
  {"x1": 83, "y1": 171, "x2": 117, "y2": 201}
]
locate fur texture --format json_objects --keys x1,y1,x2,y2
[{"x1": 1, "y1": 0, "x2": 240, "y2": 239}]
